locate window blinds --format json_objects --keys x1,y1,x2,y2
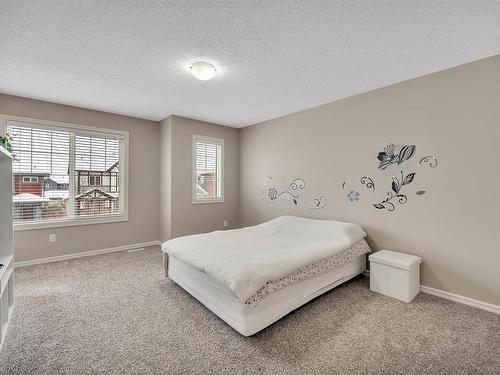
[
  {"x1": 74, "y1": 135, "x2": 121, "y2": 217},
  {"x1": 194, "y1": 137, "x2": 223, "y2": 201},
  {"x1": 7, "y1": 121, "x2": 124, "y2": 224}
]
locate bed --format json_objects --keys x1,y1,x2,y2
[{"x1": 161, "y1": 216, "x2": 370, "y2": 336}]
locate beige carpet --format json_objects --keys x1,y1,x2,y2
[{"x1": 1, "y1": 247, "x2": 499, "y2": 375}]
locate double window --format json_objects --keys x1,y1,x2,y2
[
  {"x1": 22, "y1": 176, "x2": 39, "y2": 183},
  {"x1": 192, "y1": 135, "x2": 224, "y2": 203},
  {"x1": 5, "y1": 117, "x2": 128, "y2": 230}
]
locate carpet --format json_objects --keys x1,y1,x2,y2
[{"x1": 1, "y1": 247, "x2": 498, "y2": 374}]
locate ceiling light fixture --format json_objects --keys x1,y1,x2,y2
[{"x1": 189, "y1": 61, "x2": 217, "y2": 81}]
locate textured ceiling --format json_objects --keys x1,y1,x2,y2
[{"x1": 1, "y1": 1, "x2": 499, "y2": 127}]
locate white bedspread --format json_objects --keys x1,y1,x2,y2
[{"x1": 161, "y1": 216, "x2": 366, "y2": 302}]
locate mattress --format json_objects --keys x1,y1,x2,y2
[
  {"x1": 168, "y1": 254, "x2": 366, "y2": 336},
  {"x1": 162, "y1": 216, "x2": 367, "y2": 303}
]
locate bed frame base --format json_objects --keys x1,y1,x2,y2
[{"x1": 166, "y1": 255, "x2": 366, "y2": 336}]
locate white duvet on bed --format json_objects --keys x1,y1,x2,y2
[{"x1": 161, "y1": 216, "x2": 366, "y2": 303}]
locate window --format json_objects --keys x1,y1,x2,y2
[
  {"x1": 192, "y1": 135, "x2": 224, "y2": 203},
  {"x1": 6, "y1": 117, "x2": 128, "y2": 230},
  {"x1": 22, "y1": 176, "x2": 39, "y2": 183},
  {"x1": 88, "y1": 175, "x2": 101, "y2": 186}
]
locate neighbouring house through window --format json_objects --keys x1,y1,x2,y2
[
  {"x1": 6, "y1": 118, "x2": 128, "y2": 228},
  {"x1": 192, "y1": 134, "x2": 224, "y2": 203}
]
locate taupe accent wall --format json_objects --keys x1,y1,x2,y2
[
  {"x1": 239, "y1": 55, "x2": 500, "y2": 305},
  {"x1": 160, "y1": 115, "x2": 239, "y2": 240},
  {"x1": 0, "y1": 94, "x2": 161, "y2": 262}
]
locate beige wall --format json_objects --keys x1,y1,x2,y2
[
  {"x1": 0, "y1": 94, "x2": 161, "y2": 262},
  {"x1": 239, "y1": 55, "x2": 500, "y2": 305},
  {"x1": 0, "y1": 95, "x2": 239, "y2": 260},
  {"x1": 1, "y1": 56, "x2": 498, "y2": 306},
  {"x1": 160, "y1": 116, "x2": 172, "y2": 241},
  {"x1": 160, "y1": 116, "x2": 239, "y2": 240}
]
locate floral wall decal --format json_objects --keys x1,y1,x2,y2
[
  {"x1": 342, "y1": 181, "x2": 362, "y2": 203},
  {"x1": 360, "y1": 176, "x2": 375, "y2": 191},
  {"x1": 418, "y1": 156, "x2": 438, "y2": 168},
  {"x1": 263, "y1": 177, "x2": 327, "y2": 209},
  {"x1": 267, "y1": 178, "x2": 305, "y2": 205},
  {"x1": 347, "y1": 190, "x2": 360, "y2": 202},
  {"x1": 377, "y1": 144, "x2": 416, "y2": 175},
  {"x1": 308, "y1": 196, "x2": 327, "y2": 209},
  {"x1": 342, "y1": 143, "x2": 438, "y2": 212},
  {"x1": 372, "y1": 144, "x2": 438, "y2": 212},
  {"x1": 373, "y1": 171, "x2": 414, "y2": 211}
]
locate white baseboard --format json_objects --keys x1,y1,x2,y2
[
  {"x1": 361, "y1": 270, "x2": 500, "y2": 315},
  {"x1": 420, "y1": 285, "x2": 500, "y2": 315},
  {"x1": 14, "y1": 240, "x2": 162, "y2": 267}
]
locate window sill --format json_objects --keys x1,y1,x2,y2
[
  {"x1": 192, "y1": 198, "x2": 225, "y2": 205},
  {"x1": 14, "y1": 214, "x2": 128, "y2": 232}
]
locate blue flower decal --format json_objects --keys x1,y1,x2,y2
[{"x1": 347, "y1": 190, "x2": 360, "y2": 202}]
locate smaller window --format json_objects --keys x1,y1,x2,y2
[
  {"x1": 22, "y1": 176, "x2": 38, "y2": 183},
  {"x1": 89, "y1": 175, "x2": 101, "y2": 186},
  {"x1": 192, "y1": 135, "x2": 224, "y2": 204}
]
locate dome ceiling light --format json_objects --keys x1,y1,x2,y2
[{"x1": 189, "y1": 61, "x2": 217, "y2": 81}]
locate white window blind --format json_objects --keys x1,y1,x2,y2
[
  {"x1": 7, "y1": 120, "x2": 126, "y2": 226},
  {"x1": 74, "y1": 134, "x2": 121, "y2": 217},
  {"x1": 192, "y1": 135, "x2": 224, "y2": 203}
]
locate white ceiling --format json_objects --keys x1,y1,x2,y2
[{"x1": 1, "y1": 1, "x2": 499, "y2": 128}]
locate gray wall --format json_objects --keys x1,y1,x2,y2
[
  {"x1": 0, "y1": 94, "x2": 161, "y2": 262},
  {"x1": 160, "y1": 115, "x2": 239, "y2": 240},
  {"x1": 239, "y1": 55, "x2": 500, "y2": 305}
]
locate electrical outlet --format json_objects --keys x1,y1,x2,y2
[
  {"x1": 49, "y1": 234, "x2": 56, "y2": 243},
  {"x1": 223, "y1": 220, "x2": 228, "y2": 227}
]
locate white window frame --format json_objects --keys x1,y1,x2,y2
[
  {"x1": 192, "y1": 134, "x2": 224, "y2": 204},
  {"x1": 0, "y1": 114, "x2": 129, "y2": 231},
  {"x1": 22, "y1": 176, "x2": 39, "y2": 183}
]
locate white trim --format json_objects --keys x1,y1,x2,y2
[
  {"x1": 192, "y1": 197, "x2": 225, "y2": 204},
  {"x1": 0, "y1": 114, "x2": 128, "y2": 139},
  {"x1": 0, "y1": 145, "x2": 12, "y2": 160},
  {"x1": 420, "y1": 285, "x2": 500, "y2": 315},
  {"x1": 14, "y1": 240, "x2": 162, "y2": 267},
  {"x1": 22, "y1": 176, "x2": 39, "y2": 183},
  {"x1": 0, "y1": 113, "x2": 130, "y2": 231},
  {"x1": 121, "y1": 131, "x2": 130, "y2": 221},
  {"x1": 13, "y1": 214, "x2": 128, "y2": 231},
  {"x1": 192, "y1": 134, "x2": 225, "y2": 204},
  {"x1": 362, "y1": 270, "x2": 500, "y2": 315}
]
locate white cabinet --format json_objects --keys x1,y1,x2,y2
[
  {"x1": 0, "y1": 146, "x2": 14, "y2": 349},
  {"x1": 369, "y1": 250, "x2": 421, "y2": 303}
]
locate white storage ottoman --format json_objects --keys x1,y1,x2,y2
[{"x1": 369, "y1": 250, "x2": 421, "y2": 302}]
